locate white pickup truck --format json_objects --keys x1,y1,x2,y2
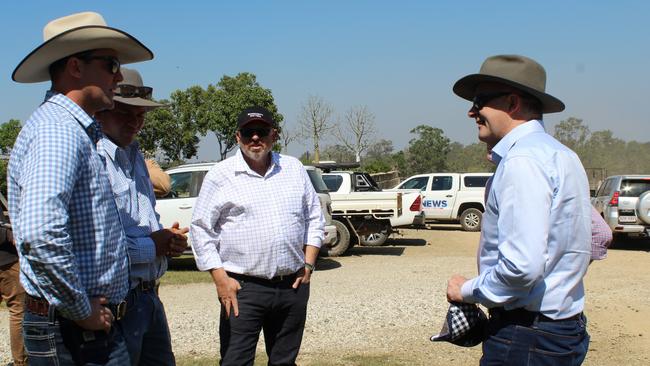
[
  {"x1": 393, "y1": 172, "x2": 493, "y2": 231},
  {"x1": 320, "y1": 170, "x2": 425, "y2": 256}
]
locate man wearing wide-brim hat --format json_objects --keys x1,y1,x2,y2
[
  {"x1": 96, "y1": 68, "x2": 189, "y2": 365},
  {"x1": 445, "y1": 55, "x2": 592, "y2": 365},
  {"x1": 8, "y1": 11, "x2": 152, "y2": 365}
]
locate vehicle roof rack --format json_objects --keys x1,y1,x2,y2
[{"x1": 314, "y1": 162, "x2": 360, "y2": 173}]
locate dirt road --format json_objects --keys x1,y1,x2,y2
[{"x1": 1, "y1": 226, "x2": 648, "y2": 365}]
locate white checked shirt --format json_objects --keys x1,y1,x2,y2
[
  {"x1": 190, "y1": 150, "x2": 324, "y2": 279},
  {"x1": 97, "y1": 137, "x2": 166, "y2": 287}
]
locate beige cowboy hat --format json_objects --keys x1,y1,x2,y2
[
  {"x1": 453, "y1": 54, "x2": 565, "y2": 113},
  {"x1": 12, "y1": 11, "x2": 153, "y2": 83},
  {"x1": 114, "y1": 68, "x2": 164, "y2": 110}
]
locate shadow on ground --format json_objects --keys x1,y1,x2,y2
[
  {"x1": 314, "y1": 258, "x2": 342, "y2": 271},
  {"x1": 610, "y1": 235, "x2": 650, "y2": 252}
]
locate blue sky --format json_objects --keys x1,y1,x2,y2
[{"x1": 2, "y1": 1, "x2": 649, "y2": 161}]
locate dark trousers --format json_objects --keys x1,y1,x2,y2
[
  {"x1": 121, "y1": 287, "x2": 175, "y2": 366},
  {"x1": 219, "y1": 275, "x2": 310, "y2": 366},
  {"x1": 480, "y1": 310, "x2": 589, "y2": 366}
]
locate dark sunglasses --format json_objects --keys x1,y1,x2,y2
[
  {"x1": 472, "y1": 92, "x2": 511, "y2": 111},
  {"x1": 78, "y1": 55, "x2": 121, "y2": 75},
  {"x1": 115, "y1": 84, "x2": 153, "y2": 99},
  {"x1": 240, "y1": 127, "x2": 271, "y2": 139}
]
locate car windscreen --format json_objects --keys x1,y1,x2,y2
[
  {"x1": 620, "y1": 179, "x2": 650, "y2": 197},
  {"x1": 306, "y1": 169, "x2": 329, "y2": 193}
]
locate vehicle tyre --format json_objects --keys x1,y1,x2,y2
[
  {"x1": 636, "y1": 191, "x2": 650, "y2": 225},
  {"x1": 460, "y1": 208, "x2": 482, "y2": 232},
  {"x1": 323, "y1": 220, "x2": 350, "y2": 257},
  {"x1": 359, "y1": 226, "x2": 390, "y2": 246}
]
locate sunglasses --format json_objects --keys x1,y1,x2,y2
[
  {"x1": 472, "y1": 92, "x2": 511, "y2": 111},
  {"x1": 78, "y1": 55, "x2": 121, "y2": 75},
  {"x1": 240, "y1": 127, "x2": 271, "y2": 139},
  {"x1": 116, "y1": 84, "x2": 153, "y2": 99}
]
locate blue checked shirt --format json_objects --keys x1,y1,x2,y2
[
  {"x1": 97, "y1": 137, "x2": 166, "y2": 288},
  {"x1": 8, "y1": 92, "x2": 129, "y2": 320},
  {"x1": 190, "y1": 150, "x2": 325, "y2": 278}
]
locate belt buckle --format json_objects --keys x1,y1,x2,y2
[{"x1": 115, "y1": 301, "x2": 127, "y2": 321}]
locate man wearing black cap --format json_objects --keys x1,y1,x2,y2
[
  {"x1": 96, "y1": 68, "x2": 188, "y2": 365},
  {"x1": 190, "y1": 106, "x2": 325, "y2": 365},
  {"x1": 445, "y1": 55, "x2": 592, "y2": 365}
]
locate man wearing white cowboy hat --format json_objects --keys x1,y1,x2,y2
[
  {"x1": 95, "y1": 68, "x2": 189, "y2": 366},
  {"x1": 8, "y1": 11, "x2": 152, "y2": 365},
  {"x1": 445, "y1": 55, "x2": 592, "y2": 365}
]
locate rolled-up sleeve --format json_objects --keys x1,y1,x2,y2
[
  {"x1": 301, "y1": 169, "x2": 325, "y2": 248},
  {"x1": 190, "y1": 172, "x2": 224, "y2": 271}
]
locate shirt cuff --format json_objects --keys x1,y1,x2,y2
[
  {"x1": 128, "y1": 236, "x2": 157, "y2": 264},
  {"x1": 461, "y1": 277, "x2": 479, "y2": 303}
]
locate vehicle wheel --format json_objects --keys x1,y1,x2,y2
[
  {"x1": 359, "y1": 226, "x2": 390, "y2": 247},
  {"x1": 323, "y1": 220, "x2": 350, "y2": 257},
  {"x1": 460, "y1": 208, "x2": 482, "y2": 232}
]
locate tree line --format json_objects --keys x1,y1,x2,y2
[{"x1": 1, "y1": 72, "x2": 648, "y2": 195}]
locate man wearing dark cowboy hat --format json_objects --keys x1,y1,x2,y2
[
  {"x1": 445, "y1": 55, "x2": 592, "y2": 365},
  {"x1": 95, "y1": 68, "x2": 188, "y2": 366},
  {"x1": 8, "y1": 11, "x2": 152, "y2": 365},
  {"x1": 191, "y1": 106, "x2": 325, "y2": 366}
]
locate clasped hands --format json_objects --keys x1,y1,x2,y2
[{"x1": 152, "y1": 221, "x2": 189, "y2": 257}]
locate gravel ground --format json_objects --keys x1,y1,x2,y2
[{"x1": 2, "y1": 226, "x2": 649, "y2": 365}]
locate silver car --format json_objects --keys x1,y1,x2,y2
[{"x1": 592, "y1": 175, "x2": 650, "y2": 237}]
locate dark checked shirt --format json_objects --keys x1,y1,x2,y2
[{"x1": 8, "y1": 91, "x2": 129, "y2": 320}]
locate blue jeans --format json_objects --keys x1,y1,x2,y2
[
  {"x1": 480, "y1": 313, "x2": 589, "y2": 366},
  {"x1": 22, "y1": 307, "x2": 130, "y2": 365},
  {"x1": 121, "y1": 287, "x2": 175, "y2": 366}
]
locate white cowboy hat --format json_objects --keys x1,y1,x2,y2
[
  {"x1": 113, "y1": 68, "x2": 164, "y2": 110},
  {"x1": 12, "y1": 11, "x2": 153, "y2": 83}
]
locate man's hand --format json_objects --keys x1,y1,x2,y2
[
  {"x1": 446, "y1": 274, "x2": 468, "y2": 302},
  {"x1": 210, "y1": 268, "x2": 241, "y2": 318},
  {"x1": 151, "y1": 221, "x2": 189, "y2": 257},
  {"x1": 74, "y1": 297, "x2": 113, "y2": 332},
  {"x1": 292, "y1": 267, "x2": 311, "y2": 289}
]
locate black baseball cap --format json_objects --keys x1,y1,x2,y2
[{"x1": 237, "y1": 106, "x2": 276, "y2": 129}]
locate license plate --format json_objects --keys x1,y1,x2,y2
[{"x1": 619, "y1": 216, "x2": 637, "y2": 223}]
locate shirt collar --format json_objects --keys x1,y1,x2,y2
[
  {"x1": 490, "y1": 119, "x2": 545, "y2": 165},
  {"x1": 98, "y1": 136, "x2": 137, "y2": 162},
  {"x1": 234, "y1": 148, "x2": 279, "y2": 177},
  {"x1": 44, "y1": 90, "x2": 95, "y2": 129}
]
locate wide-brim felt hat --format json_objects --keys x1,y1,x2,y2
[
  {"x1": 13, "y1": 11, "x2": 153, "y2": 83},
  {"x1": 453, "y1": 54, "x2": 565, "y2": 114},
  {"x1": 113, "y1": 67, "x2": 164, "y2": 109}
]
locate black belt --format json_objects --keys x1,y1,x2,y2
[
  {"x1": 227, "y1": 271, "x2": 298, "y2": 285},
  {"x1": 25, "y1": 294, "x2": 127, "y2": 321},
  {"x1": 134, "y1": 279, "x2": 158, "y2": 292},
  {"x1": 489, "y1": 307, "x2": 582, "y2": 325}
]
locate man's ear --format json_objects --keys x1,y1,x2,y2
[{"x1": 66, "y1": 57, "x2": 84, "y2": 79}]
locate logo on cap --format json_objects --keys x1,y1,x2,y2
[{"x1": 248, "y1": 112, "x2": 264, "y2": 118}]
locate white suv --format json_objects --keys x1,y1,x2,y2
[
  {"x1": 155, "y1": 161, "x2": 337, "y2": 252},
  {"x1": 592, "y1": 175, "x2": 650, "y2": 237}
]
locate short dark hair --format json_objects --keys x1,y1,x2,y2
[{"x1": 48, "y1": 49, "x2": 95, "y2": 80}]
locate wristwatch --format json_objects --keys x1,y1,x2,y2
[{"x1": 304, "y1": 262, "x2": 316, "y2": 273}]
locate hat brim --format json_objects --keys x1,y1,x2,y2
[
  {"x1": 13, "y1": 25, "x2": 153, "y2": 83},
  {"x1": 238, "y1": 118, "x2": 274, "y2": 129},
  {"x1": 114, "y1": 96, "x2": 165, "y2": 110},
  {"x1": 453, "y1": 74, "x2": 565, "y2": 114}
]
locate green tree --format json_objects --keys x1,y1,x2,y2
[
  {"x1": 553, "y1": 117, "x2": 590, "y2": 154},
  {"x1": 0, "y1": 119, "x2": 22, "y2": 154},
  {"x1": 201, "y1": 73, "x2": 283, "y2": 160},
  {"x1": 446, "y1": 142, "x2": 495, "y2": 173},
  {"x1": 320, "y1": 144, "x2": 356, "y2": 163},
  {"x1": 140, "y1": 91, "x2": 201, "y2": 163},
  {"x1": 404, "y1": 125, "x2": 450, "y2": 175},
  {"x1": 362, "y1": 139, "x2": 396, "y2": 173}
]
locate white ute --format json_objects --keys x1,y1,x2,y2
[{"x1": 393, "y1": 172, "x2": 493, "y2": 231}]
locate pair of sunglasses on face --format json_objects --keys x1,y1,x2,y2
[
  {"x1": 239, "y1": 127, "x2": 272, "y2": 139},
  {"x1": 79, "y1": 55, "x2": 121, "y2": 75},
  {"x1": 472, "y1": 92, "x2": 512, "y2": 111},
  {"x1": 115, "y1": 84, "x2": 153, "y2": 99}
]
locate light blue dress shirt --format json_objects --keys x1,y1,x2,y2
[
  {"x1": 191, "y1": 150, "x2": 325, "y2": 278},
  {"x1": 461, "y1": 120, "x2": 592, "y2": 319},
  {"x1": 97, "y1": 137, "x2": 166, "y2": 288},
  {"x1": 8, "y1": 92, "x2": 129, "y2": 320}
]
